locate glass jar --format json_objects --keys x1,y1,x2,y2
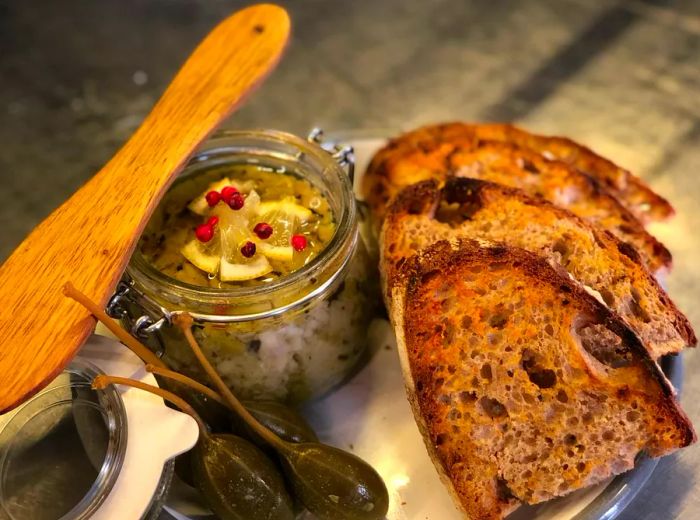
[
  {"x1": 111, "y1": 129, "x2": 378, "y2": 403},
  {"x1": 0, "y1": 359, "x2": 125, "y2": 520},
  {"x1": 0, "y1": 359, "x2": 173, "y2": 520}
]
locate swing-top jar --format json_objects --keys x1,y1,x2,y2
[{"x1": 110, "y1": 129, "x2": 378, "y2": 403}]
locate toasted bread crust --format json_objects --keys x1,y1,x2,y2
[
  {"x1": 363, "y1": 132, "x2": 671, "y2": 273},
  {"x1": 391, "y1": 239, "x2": 695, "y2": 519},
  {"x1": 364, "y1": 122, "x2": 673, "y2": 224},
  {"x1": 380, "y1": 178, "x2": 695, "y2": 358}
]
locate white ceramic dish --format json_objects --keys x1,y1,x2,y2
[{"x1": 162, "y1": 134, "x2": 682, "y2": 520}]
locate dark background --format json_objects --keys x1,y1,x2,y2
[{"x1": 1, "y1": 1, "x2": 699, "y2": 518}]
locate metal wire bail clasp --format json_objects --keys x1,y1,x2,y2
[
  {"x1": 106, "y1": 278, "x2": 170, "y2": 340},
  {"x1": 106, "y1": 280, "x2": 132, "y2": 320},
  {"x1": 307, "y1": 128, "x2": 355, "y2": 183}
]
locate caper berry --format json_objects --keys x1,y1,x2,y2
[
  {"x1": 281, "y1": 443, "x2": 389, "y2": 520},
  {"x1": 193, "y1": 434, "x2": 295, "y2": 520},
  {"x1": 233, "y1": 400, "x2": 318, "y2": 446},
  {"x1": 174, "y1": 314, "x2": 391, "y2": 520},
  {"x1": 156, "y1": 375, "x2": 232, "y2": 432}
]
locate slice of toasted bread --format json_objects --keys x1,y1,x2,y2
[
  {"x1": 381, "y1": 178, "x2": 695, "y2": 358},
  {"x1": 363, "y1": 135, "x2": 670, "y2": 273},
  {"x1": 364, "y1": 123, "x2": 673, "y2": 223},
  {"x1": 391, "y1": 239, "x2": 695, "y2": 520}
]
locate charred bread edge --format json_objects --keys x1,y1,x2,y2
[
  {"x1": 382, "y1": 178, "x2": 695, "y2": 348},
  {"x1": 391, "y1": 122, "x2": 675, "y2": 220},
  {"x1": 399, "y1": 239, "x2": 696, "y2": 453},
  {"x1": 391, "y1": 281, "x2": 522, "y2": 519},
  {"x1": 441, "y1": 140, "x2": 673, "y2": 271},
  {"x1": 367, "y1": 133, "x2": 673, "y2": 271},
  {"x1": 380, "y1": 177, "x2": 697, "y2": 347},
  {"x1": 481, "y1": 122, "x2": 675, "y2": 220}
]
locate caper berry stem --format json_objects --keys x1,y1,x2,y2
[
  {"x1": 92, "y1": 374, "x2": 209, "y2": 438},
  {"x1": 64, "y1": 282, "x2": 166, "y2": 368},
  {"x1": 145, "y1": 364, "x2": 227, "y2": 407},
  {"x1": 173, "y1": 313, "x2": 289, "y2": 453}
]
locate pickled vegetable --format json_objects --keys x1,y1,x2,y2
[
  {"x1": 67, "y1": 284, "x2": 387, "y2": 520},
  {"x1": 139, "y1": 165, "x2": 336, "y2": 287},
  {"x1": 175, "y1": 313, "x2": 390, "y2": 520},
  {"x1": 193, "y1": 434, "x2": 294, "y2": 520},
  {"x1": 237, "y1": 400, "x2": 319, "y2": 446},
  {"x1": 91, "y1": 376, "x2": 294, "y2": 520},
  {"x1": 145, "y1": 364, "x2": 317, "y2": 445},
  {"x1": 281, "y1": 444, "x2": 390, "y2": 520}
]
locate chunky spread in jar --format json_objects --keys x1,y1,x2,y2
[
  {"x1": 140, "y1": 165, "x2": 336, "y2": 288},
  {"x1": 124, "y1": 129, "x2": 377, "y2": 403}
]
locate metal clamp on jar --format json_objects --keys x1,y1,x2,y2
[{"x1": 107, "y1": 129, "x2": 378, "y2": 403}]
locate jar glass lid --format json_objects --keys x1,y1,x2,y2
[{"x1": 0, "y1": 359, "x2": 126, "y2": 520}]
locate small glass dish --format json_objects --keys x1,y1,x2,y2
[{"x1": 0, "y1": 359, "x2": 126, "y2": 520}]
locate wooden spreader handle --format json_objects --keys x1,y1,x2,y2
[{"x1": 0, "y1": 4, "x2": 290, "y2": 413}]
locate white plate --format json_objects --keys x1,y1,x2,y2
[{"x1": 164, "y1": 134, "x2": 681, "y2": 520}]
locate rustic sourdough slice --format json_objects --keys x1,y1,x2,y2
[
  {"x1": 364, "y1": 122, "x2": 673, "y2": 223},
  {"x1": 363, "y1": 135, "x2": 671, "y2": 273},
  {"x1": 392, "y1": 239, "x2": 695, "y2": 520},
  {"x1": 381, "y1": 178, "x2": 695, "y2": 358},
  {"x1": 448, "y1": 143, "x2": 670, "y2": 274},
  {"x1": 452, "y1": 124, "x2": 673, "y2": 223}
]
